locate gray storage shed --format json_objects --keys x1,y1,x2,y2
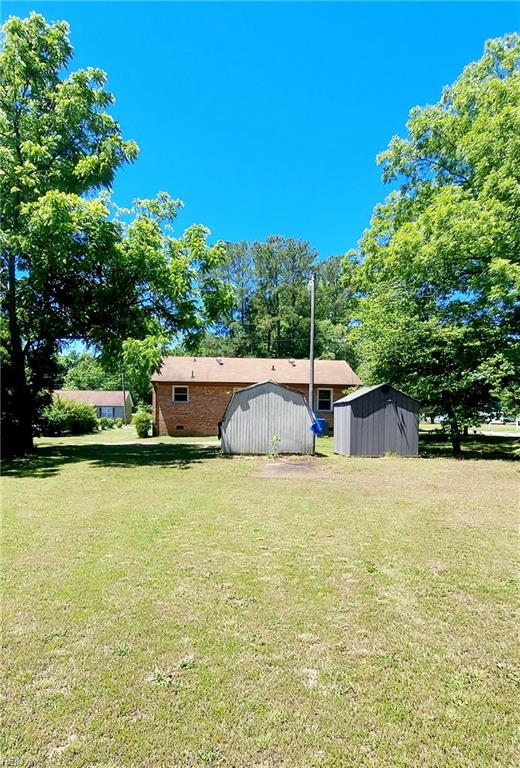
[
  {"x1": 220, "y1": 380, "x2": 314, "y2": 455},
  {"x1": 333, "y1": 384, "x2": 419, "y2": 457}
]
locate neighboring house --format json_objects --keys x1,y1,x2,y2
[
  {"x1": 54, "y1": 390, "x2": 133, "y2": 422},
  {"x1": 151, "y1": 356, "x2": 361, "y2": 436}
]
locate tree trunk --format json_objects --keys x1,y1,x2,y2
[
  {"x1": 447, "y1": 408, "x2": 462, "y2": 458},
  {"x1": 6, "y1": 250, "x2": 34, "y2": 457}
]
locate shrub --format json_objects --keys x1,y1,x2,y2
[
  {"x1": 134, "y1": 410, "x2": 152, "y2": 438},
  {"x1": 41, "y1": 397, "x2": 98, "y2": 436},
  {"x1": 98, "y1": 417, "x2": 115, "y2": 430},
  {"x1": 114, "y1": 418, "x2": 123, "y2": 428}
]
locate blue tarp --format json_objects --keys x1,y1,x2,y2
[{"x1": 309, "y1": 414, "x2": 327, "y2": 436}]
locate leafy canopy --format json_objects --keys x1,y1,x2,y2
[
  {"x1": 198, "y1": 237, "x2": 354, "y2": 362},
  {"x1": 58, "y1": 351, "x2": 120, "y2": 391},
  {"x1": 1, "y1": 13, "x2": 231, "y2": 455},
  {"x1": 345, "y1": 34, "x2": 520, "y2": 450}
]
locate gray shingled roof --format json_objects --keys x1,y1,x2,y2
[{"x1": 54, "y1": 390, "x2": 133, "y2": 406}]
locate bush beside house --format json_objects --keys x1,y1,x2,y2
[
  {"x1": 98, "y1": 417, "x2": 116, "y2": 430},
  {"x1": 134, "y1": 410, "x2": 152, "y2": 438},
  {"x1": 40, "y1": 397, "x2": 98, "y2": 436}
]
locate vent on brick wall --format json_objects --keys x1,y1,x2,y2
[{"x1": 176, "y1": 425, "x2": 184, "y2": 430}]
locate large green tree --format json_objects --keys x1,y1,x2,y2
[
  {"x1": 345, "y1": 35, "x2": 520, "y2": 454},
  {"x1": 0, "y1": 14, "x2": 230, "y2": 456},
  {"x1": 58, "y1": 351, "x2": 120, "y2": 391},
  {"x1": 199, "y1": 238, "x2": 354, "y2": 361},
  {"x1": 249, "y1": 236, "x2": 316, "y2": 357}
]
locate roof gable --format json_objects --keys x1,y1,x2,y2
[
  {"x1": 220, "y1": 379, "x2": 312, "y2": 422},
  {"x1": 334, "y1": 383, "x2": 419, "y2": 405}
]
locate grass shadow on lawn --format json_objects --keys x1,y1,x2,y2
[
  {"x1": 2, "y1": 442, "x2": 221, "y2": 479},
  {"x1": 420, "y1": 432, "x2": 519, "y2": 461}
]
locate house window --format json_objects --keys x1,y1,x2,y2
[
  {"x1": 100, "y1": 406, "x2": 114, "y2": 418},
  {"x1": 172, "y1": 386, "x2": 189, "y2": 403},
  {"x1": 316, "y1": 389, "x2": 333, "y2": 412}
]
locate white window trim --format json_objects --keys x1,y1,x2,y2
[
  {"x1": 316, "y1": 388, "x2": 333, "y2": 412},
  {"x1": 172, "y1": 385, "x2": 189, "y2": 403}
]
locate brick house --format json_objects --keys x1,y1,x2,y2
[{"x1": 151, "y1": 356, "x2": 361, "y2": 437}]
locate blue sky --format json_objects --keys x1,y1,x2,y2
[{"x1": 3, "y1": 1, "x2": 519, "y2": 260}]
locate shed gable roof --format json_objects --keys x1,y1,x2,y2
[
  {"x1": 220, "y1": 379, "x2": 312, "y2": 422},
  {"x1": 334, "y1": 383, "x2": 420, "y2": 405},
  {"x1": 152, "y1": 356, "x2": 360, "y2": 386}
]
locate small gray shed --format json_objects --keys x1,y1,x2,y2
[
  {"x1": 220, "y1": 380, "x2": 314, "y2": 455},
  {"x1": 333, "y1": 384, "x2": 419, "y2": 457}
]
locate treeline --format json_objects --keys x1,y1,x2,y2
[
  {"x1": 199, "y1": 236, "x2": 354, "y2": 361},
  {"x1": 58, "y1": 236, "x2": 356, "y2": 406}
]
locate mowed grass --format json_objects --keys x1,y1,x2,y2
[{"x1": 2, "y1": 430, "x2": 519, "y2": 768}]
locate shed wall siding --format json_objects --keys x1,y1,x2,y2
[
  {"x1": 333, "y1": 403, "x2": 350, "y2": 455},
  {"x1": 385, "y1": 391, "x2": 419, "y2": 456},
  {"x1": 334, "y1": 386, "x2": 419, "y2": 457},
  {"x1": 221, "y1": 382, "x2": 314, "y2": 454}
]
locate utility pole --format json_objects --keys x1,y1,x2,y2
[
  {"x1": 308, "y1": 272, "x2": 316, "y2": 413},
  {"x1": 121, "y1": 368, "x2": 127, "y2": 425}
]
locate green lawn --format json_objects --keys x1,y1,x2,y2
[{"x1": 2, "y1": 430, "x2": 518, "y2": 767}]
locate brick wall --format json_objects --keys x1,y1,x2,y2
[
  {"x1": 153, "y1": 382, "x2": 353, "y2": 436},
  {"x1": 153, "y1": 383, "x2": 235, "y2": 436}
]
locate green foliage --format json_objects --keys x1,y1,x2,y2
[
  {"x1": 98, "y1": 416, "x2": 115, "y2": 430},
  {"x1": 198, "y1": 240, "x2": 355, "y2": 361},
  {"x1": 40, "y1": 397, "x2": 97, "y2": 436},
  {"x1": 134, "y1": 410, "x2": 152, "y2": 438},
  {"x1": 58, "y1": 346, "x2": 165, "y2": 407},
  {"x1": 58, "y1": 351, "x2": 120, "y2": 391},
  {"x1": 114, "y1": 418, "x2": 123, "y2": 428},
  {"x1": 1, "y1": 13, "x2": 231, "y2": 457},
  {"x1": 344, "y1": 34, "x2": 520, "y2": 454},
  {"x1": 119, "y1": 335, "x2": 169, "y2": 407}
]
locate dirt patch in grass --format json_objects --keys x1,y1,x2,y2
[{"x1": 252, "y1": 458, "x2": 327, "y2": 478}]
